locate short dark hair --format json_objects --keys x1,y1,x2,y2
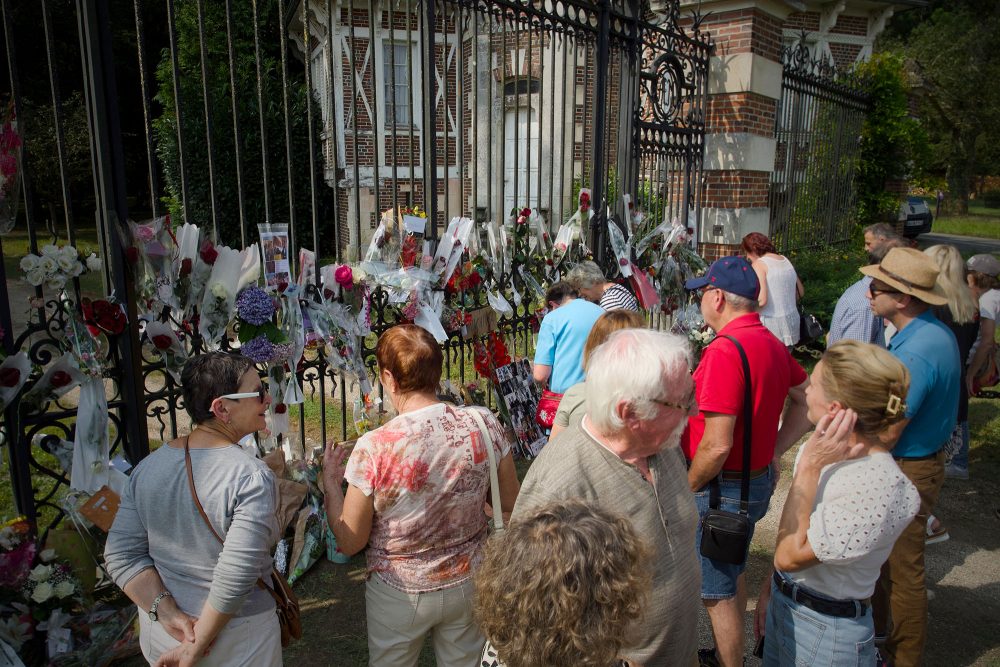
[
  {"x1": 376, "y1": 324, "x2": 443, "y2": 394},
  {"x1": 545, "y1": 281, "x2": 577, "y2": 305},
  {"x1": 181, "y1": 352, "x2": 254, "y2": 424}
]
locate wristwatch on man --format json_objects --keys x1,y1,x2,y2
[{"x1": 148, "y1": 591, "x2": 172, "y2": 622}]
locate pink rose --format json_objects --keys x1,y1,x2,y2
[{"x1": 334, "y1": 265, "x2": 353, "y2": 289}]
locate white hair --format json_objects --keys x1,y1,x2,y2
[
  {"x1": 585, "y1": 328, "x2": 693, "y2": 433},
  {"x1": 723, "y1": 290, "x2": 757, "y2": 311},
  {"x1": 566, "y1": 260, "x2": 606, "y2": 289}
]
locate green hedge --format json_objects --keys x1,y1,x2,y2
[{"x1": 790, "y1": 244, "x2": 869, "y2": 329}]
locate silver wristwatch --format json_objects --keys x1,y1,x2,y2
[{"x1": 148, "y1": 591, "x2": 171, "y2": 622}]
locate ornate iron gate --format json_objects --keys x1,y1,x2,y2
[
  {"x1": 769, "y1": 38, "x2": 870, "y2": 252},
  {"x1": 0, "y1": 0, "x2": 709, "y2": 534}
]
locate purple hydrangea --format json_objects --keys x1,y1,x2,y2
[
  {"x1": 240, "y1": 335, "x2": 275, "y2": 363},
  {"x1": 269, "y1": 342, "x2": 294, "y2": 363},
  {"x1": 236, "y1": 286, "x2": 275, "y2": 326}
]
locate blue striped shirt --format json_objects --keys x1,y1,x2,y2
[{"x1": 827, "y1": 276, "x2": 884, "y2": 348}]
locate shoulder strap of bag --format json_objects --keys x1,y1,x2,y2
[
  {"x1": 182, "y1": 436, "x2": 284, "y2": 602},
  {"x1": 708, "y1": 335, "x2": 752, "y2": 514},
  {"x1": 466, "y1": 407, "x2": 504, "y2": 533}
]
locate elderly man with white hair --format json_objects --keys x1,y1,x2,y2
[
  {"x1": 566, "y1": 260, "x2": 640, "y2": 311},
  {"x1": 512, "y1": 328, "x2": 701, "y2": 666}
]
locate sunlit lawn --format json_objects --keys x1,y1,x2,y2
[{"x1": 926, "y1": 198, "x2": 1000, "y2": 239}]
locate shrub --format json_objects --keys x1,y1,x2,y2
[{"x1": 790, "y1": 243, "x2": 868, "y2": 330}]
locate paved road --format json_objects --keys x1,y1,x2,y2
[{"x1": 917, "y1": 232, "x2": 1000, "y2": 255}]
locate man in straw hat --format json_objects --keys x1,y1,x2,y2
[{"x1": 861, "y1": 246, "x2": 961, "y2": 666}]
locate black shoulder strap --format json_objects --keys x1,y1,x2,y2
[{"x1": 708, "y1": 335, "x2": 752, "y2": 514}]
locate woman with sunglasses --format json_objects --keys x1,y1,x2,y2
[{"x1": 106, "y1": 352, "x2": 282, "y2": 667}]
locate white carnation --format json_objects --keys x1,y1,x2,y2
[
  {"x1": 54, "y1": 580, "x2": 75, "y2": 599},
  {"x1": 86, "y1": 254, "x2": 102, "y2": 272},
  {"x1": 19, "y1": 254, "x2": 39, "y2": 272},
  {"x1": 29, "y1": 564, "x2": 53, "y2": 582},
  {"x1": 30, "y1": 582, "x2": 54, "y2": 604}
]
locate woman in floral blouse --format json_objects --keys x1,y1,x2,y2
[{"x1": 323, "y1": 324, "x2": 520, "y2": 666}]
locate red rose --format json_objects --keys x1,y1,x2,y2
[
  {"x1": 50, "y1": 370, "x2": 72, "y2": 389},
  {"x1": 125, "y1": 247, "x2": 140, "y2": 265},
  {"x1": 277, "y1": 281, "x2": 289, "y2": 294},
  {"x1": 0, "y1": 367, "x2": 20, "y2": 388},
  {"x1": 520, "y1": 207, "x2": 531, "y2": 218},
  {"x1": 151, "y1": 334, "x2": 174, "y2": 350},
  {"x1": 91, "y1": 300, "x2": 127, "y2": 335},
  {"x1": 274, "y1": 403, "x2": 287, "y2": 414},
  {"x1": 180, "y1": 258, "x2": 193, "y2": 278},
  {"x1": 199, "y1": 240, "x2": 218, "y2": 265}
]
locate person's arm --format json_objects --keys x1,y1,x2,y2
[
  {"x1": 323, "y1": 445, "x2": 375, "y2": 556},
  {"x1": 154, "y1": 606, "x2": 230, "y2": 667},
  {"x1": 122, "y1": 569, "x2": 196, "y2": 644},
  {"x1": 753, "y1": 260, "x2": 769, "y2": 308},
  {"x1": 487, "y1": 452, "x2": 521, "y2": 524},
  {"x1": 754, "y1": 567, "x2": 773, "y2": 641},
  {"x1": 773, "y1": 410, "x2": 861, "y2": 572},
  {"x1": 795, "y1": 276, "x2": 805, "y2": 300},
  {"x1": 967, "y1": 318, "x2": 995, "y2": 392},
  {"x1": 532, "y1": 363, "x2": 552, "y2": 385},
  {"x1": 687, "y1": 412, "x2": 736, "y2": 491},
  {"x1": 773, "y1": 379, "x2": 811, "y2": 459}
]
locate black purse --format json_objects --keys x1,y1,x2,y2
[
  {"x1": 799, "y1": 311, "x2": 824, "y2": 344},
  {"x1": 699, "y1": 335, "x2": 753, "y2": 566}
]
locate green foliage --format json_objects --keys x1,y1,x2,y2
[
  {"x1": 854, "y1": 52, "x2": 928, "y2": 224},
  {"x1": 790, "y1": 242, "x2": 868, "y2": 329},
  {"x1": 154, "y1": 0, "x2": 331, "y2": 249}
]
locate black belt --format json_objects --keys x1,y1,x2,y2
[
  {"x1": 720, "y1": 466, "x2": 769, "y2": 481},
  {"x1": 773, "y1": 572, "x2": 869, "y2": 619},
  {"x1": 894, "y1": 451, "x2": 940, "y2": 462}
]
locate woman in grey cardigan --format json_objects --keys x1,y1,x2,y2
[{"x1": 105, "y1": 352, "x2": 281, "y2": 667}]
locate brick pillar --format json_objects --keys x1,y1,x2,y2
[{"x1": 686, "y1": 2, "x2": 788, "y2": 256}]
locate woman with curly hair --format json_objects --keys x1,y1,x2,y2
[
  {"x1": 755, "y1": 340, "x2": 920, "y2": 666},
  {"x1": 474, "y1": 499, "x2": 651, "y2": 667}
]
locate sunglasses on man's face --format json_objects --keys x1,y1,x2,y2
[{"x1": 218, "y1": 384, "x2": 268, "y2": 403}]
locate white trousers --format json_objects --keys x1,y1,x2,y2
[
  {"x1": 138, "y1": 606, "x2": 283, "y2": 667},
  {"x1": 365, "y1": 574, "x2": 484, "y2": 667}
]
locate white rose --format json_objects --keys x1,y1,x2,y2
[
  {"x1": 54, "y1": 580, "x2": 75, "y2": 599},
  {"x1": 86, "y1": 254, "x2": 102, "y2": 272},
  {"x1": 29, "y1": 564, "x2": 53, "y2": 582},
  {"x1": 30, "y1": 582, "x2": 54, "y2": 604},
  {"x1": 25, "y1": 268, "x2": 46, "y2": 286},
  {"x1": 210, "y1": 283, "x2": 228, "y2": 300},
  {"x1": 59, "y1": 245, "x2": 78, "y2": 262},
  {"x1": 39, "y1": 256, "x2": 57, "y2": 275},
  {"x1": 39, "y1": 548, "x2": 56, "y2": 563},
  {"x1": 46, "y1": 275, "x2": 67, "y2": 291},
  {"x1": 19, "y1": 254, "x2": 39, "y2": 272},
  {"x1": 57, "y1": 255, "x2": 77, "y2": 273},
  {"x1": 40, "y1": 244, "x2": 60, "y2": 258}
]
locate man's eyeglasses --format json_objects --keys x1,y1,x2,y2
[
  {"x1": 650, "y1": 390, "x2": 696, "y2": 413},
  {"x1": 868, "y1": 283, "x2": 901, "y2": 298},
  {"x1": 218, "y1": 384, "x2": 268, "y2": 403},
  {"x1": 696, "y1": 286, "x2": 719, "y2": 299}
]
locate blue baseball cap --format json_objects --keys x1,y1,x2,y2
[{"x1": 684, "y1": 256, "x2": 760, "y2": 300}]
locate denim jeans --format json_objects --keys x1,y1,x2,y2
[
  {"x1": 764, "y1": 578, "x2": 875, "y2": 667},
  {"x1": 694, "y1": 471, "x2": 773, "y2": 599}
]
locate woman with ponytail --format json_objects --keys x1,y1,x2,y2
[{"x1": 755, "y1": 341, "x2": 921, "y2": 666}]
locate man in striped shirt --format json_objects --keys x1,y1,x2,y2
[
  {"x1": 827, "y1": 226, "x2": 907, "y2": 347},
  {"x1": 566, "y1": 260, "x2": 640, "y2": 312}
]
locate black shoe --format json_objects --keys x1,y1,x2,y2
[{"x1": 698, "y1": 648, "x2": 722, "y2": 667}]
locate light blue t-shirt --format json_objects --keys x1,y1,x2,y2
[
  {"x1": 533, "y1": 298, "x2": 604, "y2": 393},
  {"x1": 887, "y1": 310, "x2": 960, "y2": 458}
]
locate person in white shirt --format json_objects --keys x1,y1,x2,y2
[{"x1": 755, "y1": 340, "x2": 920, "y2": 667}]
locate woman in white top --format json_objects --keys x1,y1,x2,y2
[
  {"x1": 741, "y1": 232, "x2": 804, "y2": 346},
  {"x1": 755, "y1": 340, "x2": 920, "y2": 667}
]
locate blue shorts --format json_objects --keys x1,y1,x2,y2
[{"x1": 694, "y1": 471, "x2": 773, "y2": 599}]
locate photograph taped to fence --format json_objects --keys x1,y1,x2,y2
[{"x1": 259, "y1": 224, "x2": 292, "y2": 290}]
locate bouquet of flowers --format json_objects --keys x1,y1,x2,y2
[
  {"x1": 552, "y1": 190, "x2": 593, "y2": 268},
  {"x1": 0, "y1": 352, "x2": 31, "y2": 413},
  {"x1": 234, "y1": 286, "x2": 293, "y2": 365},
  {"x1": 198, "y1": 244, "x2": 258, "y2": 349},
  {"x1": 0, "y1": 101, "x2": 22, "y2": 234},
  {"x1": 473, "y1": 332, "x2": 512, "y2": 383},
  {"x1": 19, "y1": 245, "x2": 100, "y2": 294},
  {"x1": 671, "y1": 302, "x2": 714, "y2": 355},
  {"x1": 509, "y1": 207, "x2": 551, "y2": 292},
  {"x1": 127, "y1": 216, "x2": 176, "y2": 315},
  {"x1": 144, "y1": 321, "x2": 188, "y2": 382},
  {"x1": 398, "y1": 205, "x2": 428, "y2": 268}
]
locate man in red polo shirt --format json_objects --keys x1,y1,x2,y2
[{"x1": 683, "y1": 256, "x2": 812, "y2": 667}]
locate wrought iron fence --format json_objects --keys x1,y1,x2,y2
[
  {"x1": 769, "y1": 38, "x2": 870, "y2": 252},
  {"x1": 0, "y1": 0, "x2": 710, "y2": 534}
]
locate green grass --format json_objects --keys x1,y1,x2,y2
[{"x1": 924, "y1": 198, "x2": 1000, "y2": 239}]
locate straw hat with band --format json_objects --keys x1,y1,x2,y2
[{"x1": 859, "y1": 247, "x2": 948, "y2": 306}]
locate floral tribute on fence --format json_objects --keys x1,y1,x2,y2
[{"x1": 0, "y1": 101, "x2": 21, "y2": 235}]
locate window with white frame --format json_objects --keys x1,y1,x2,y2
[{"x1": 383, "y1": 41, "x2": 411, "y2": 126}]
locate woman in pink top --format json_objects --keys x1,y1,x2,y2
[{"x1": 323, "y1": 325, "x2": 520, "y2": 666}]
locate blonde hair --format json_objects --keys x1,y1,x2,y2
[
  {"x1": 924, "y1": 244, "x2": 977, "y2": 324},
  {"x1": 581, "y1": 310, "x2": 647, "y2": 371},
  {"x1": 473, "y1": 499, "x2": 651, "y2": 667},
  {"x1": 820, "y1": 341, "x2": 910, "y2": 443}
]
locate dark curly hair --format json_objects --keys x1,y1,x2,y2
[
  {"x1": 473, "y1": 499, "x2": 651, "y2": 667},
  {"x1": 180, "y1": 352, "x2": 254, "y2": 424}
]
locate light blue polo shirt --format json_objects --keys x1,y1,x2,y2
[
  {"x1": 887, "y1": 310, "x2": 961, "y2": 458},
  {"x1": 533, "y1": 298, "x2": 604, "y2": 393}
]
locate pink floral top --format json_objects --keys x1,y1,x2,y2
[{"x1": 345, "y1": 403, "x2": 510, "y2": 593}]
